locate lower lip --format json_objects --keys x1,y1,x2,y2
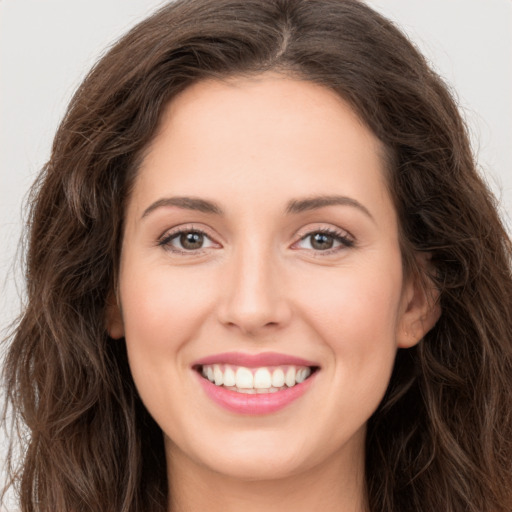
[{"x1": 195, "y1": 371, "x2": 317, "y2": 415}]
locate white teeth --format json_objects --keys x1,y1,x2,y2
[
  {"x1": 225, "y1": 386, "x2": 282, "y2": 394},
  {"x1": 235, "y1": 367, "x2": 254, "y2": 389},
  {"x1": 271, "y1": 368, "x2": 285, "y2": 388},
  {"x1": 223, "y1": 366, "x2": 236, "y2": 387},
  {"x1": 237, "y1": 388, "x2": 256, "y2": 394},
  {"x1": 285, "y1": 367, "x2": 296, "y2": 387},
  {"x1": 296, "y1": 367, "x2": 311, "y2": 383},
  {"x1": 253, "y1": 368, "x2": 272, "y2": 389},
  {"x1": 200, "y1": 363, "x2": 315, "y2": 392},
  {"x1": 213, "y1": 364, "x2": 223, "y2": 386}
]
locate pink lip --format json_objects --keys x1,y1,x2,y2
[
  {"x1": 192, "y1": 351, "x2": 319, "y2": 368},
  {"x1": 195, "y1": 370, "x2": 317, "y2": 415}
]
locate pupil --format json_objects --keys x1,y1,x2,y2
[
  {"x1": 180, "y1": 232, "x2": 203, "y2": 249},
  {"x1": 311, "y1": 233, "x2": 333, "y2": 250}
]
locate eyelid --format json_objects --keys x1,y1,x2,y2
[
  {"x1": 156, "y1": 222, "x2": 354, "y2": 255},
  {"x1": 157, "y1": 224, "x2": 222, "y2": 253},
  {"x1": 291, "y1": 225, "x2": 355, "y2": 253}
]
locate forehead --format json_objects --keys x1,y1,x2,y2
[{"x1": 130, "y1": 73, "x2": 394, "y2": 222}]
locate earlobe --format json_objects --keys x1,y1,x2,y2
[
  {"x1": 397, "y1": 255, "x2": 441, "y2": 349},
  {"x1": 106, "y1": 292, "x2": 125, "y2": 339}
]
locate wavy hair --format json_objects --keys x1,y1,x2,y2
[{"x1": 3, "y1": 1, "x2": 512, "y2": 511}]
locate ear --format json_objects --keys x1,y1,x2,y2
[
  {"x1": 105, "y1": 291, "x2": 125, "y2": 339},
  {"x1": 396, "y1": 254, "x2": 441, "y2": 349}
]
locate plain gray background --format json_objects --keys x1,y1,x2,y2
[{"x1": 1, "y1": 1, "x2": 511, "y2": 509}]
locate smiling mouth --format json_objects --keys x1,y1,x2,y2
[{"x1": 194, "y1": 364, "x2": 319, "y2": 394}]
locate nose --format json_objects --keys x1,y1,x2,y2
[{"x1": 216, "y1": 242, "x2": 292, "y2": 336}]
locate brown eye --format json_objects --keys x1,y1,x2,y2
[
  {"x1": 159, "y1": 229, "x2": 218, "y2": 252},
  {"x1": 310, "y1": 232, "x2": 334, "y2": 250},
  {"x1": 294, "y1": 229, "x2": 354, "y2": 253},
  {"x1": 180, "y1": 232, "x2": 204, "y2": 250}
]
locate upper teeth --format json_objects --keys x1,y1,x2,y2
[{"x1": 201, "y1": 364, "x2": 312, "y2": 391}]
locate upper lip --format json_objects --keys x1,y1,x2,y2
[{"x1": 192, "y1": 351, "x2": 320, "y2": 368}]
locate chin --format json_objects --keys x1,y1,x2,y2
[
  {"x1": 205, "y1": 452, "x2": 309, "y2": 482},
  {"x1": 165, "y1": 429, "x2": 318, "y2": 482}
]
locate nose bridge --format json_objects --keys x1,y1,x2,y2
[{"x1": 218, "y1": 234, "x2": 290, "y2": 334}]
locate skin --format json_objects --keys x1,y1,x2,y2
[{"x1": 108, "y1": 73, "x2": 439, "y2": 512}]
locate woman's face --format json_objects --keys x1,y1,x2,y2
[{"x1": 109, "y1": 74, "x2": 432, "y2": 482}]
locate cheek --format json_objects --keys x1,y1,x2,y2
[
  {"x1": 302, "y1": 255, "x2": 402, "y2": 326},
  {"x1": 295, "y1": 254, "x2": 403, "y2": 388},
  {"x1": 119, "y1": 262, "x2": 216, "y2": 366},
  {"x1": 117, "y1": 261, "x2": 219, "y2": 431}
]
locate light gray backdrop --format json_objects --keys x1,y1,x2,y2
[{"x1": 1, "y1": 1, "x2": 511, "y2": 509}]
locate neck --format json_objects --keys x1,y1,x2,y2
[{"x1": 165, "y1": 440, "x2": 368, "y2": 512}]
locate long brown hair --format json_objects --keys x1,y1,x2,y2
[{"x1": 3, "y1": 1, "x2": 512, "y2": 511}]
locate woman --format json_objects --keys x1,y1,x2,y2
[{"x1": 2, "y1": 0, "x2": 511, "y2": 511}]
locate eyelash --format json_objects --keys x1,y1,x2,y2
[
  {"x1": 293, "y1": 228, "x2": 354, "y2": 255},
  {"x1": 158, "y1": 226, "x2": 354, "y2": 255},
  {"x1": 158, "y1": 227, "x2": 215, "y2": 255}
]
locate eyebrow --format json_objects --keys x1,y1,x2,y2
[
  {"x1": 285, "y1": 195, "x2": 374, "y2": 221},
  {"x1": 141, "y1": 196, "x2": 224, "y2": 218},
  {"x1": 141, "y1": 194, "x2": 374, "y2": 221}
]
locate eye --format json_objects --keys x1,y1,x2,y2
[
  {"x1": 159, "y1": 228, "x2": 219, "y2": 253},
  {"x1": 294, "y1": 229, "x2": 354, "y2": 252}
]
